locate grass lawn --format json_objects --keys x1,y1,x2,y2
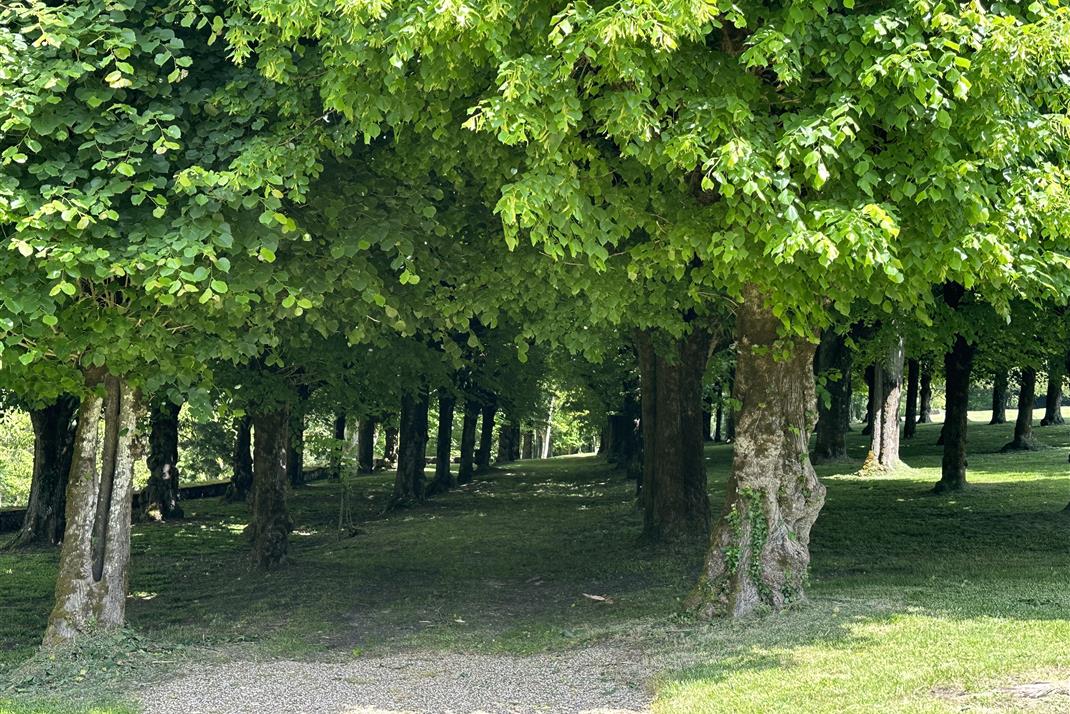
[{"x1": 1, "y1": 415, "x2": 1068, "y2": 713}]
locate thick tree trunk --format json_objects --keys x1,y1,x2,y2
[
  {"x1": 330, "y1": 412, "x2": 346, "y2": 479},
  {"x1": 688, "y1": 286, "x2": 824, "y2": 618},
  {"x1": 10, "y1": 397, "x2": 79, "y2": 548},
  {"x1": 392, "y1": 390, "x2": 428, "y2": 506},
  {"x1": 383, "y1": 424, "x2": 399, "y2": 468},
  {"x1": 1001, "y1": 367, "x2": 1038, "y2": 451},
  {"x1": 249, "y1": 407, "x2": 291, "y2": 569},
  {"x1": 990, "y1": 370, "x2": 1009, "y2": 425},
  {"x1": 142, "y1": 397, "x2": 183, "y2": 521},
  {"x1": 904, "y1": 358, "x2": 920, "y2": 439},
  {"x1": 636, "y1": 326, "x2": 713, "y2": 542},
  {"x1": 224, "y1": 416, "x2": 254, "y2": 502},
  {"x1": 45, "y1": 374, "x2": 140, "y2": 645},
  {"x1": 457, "y1": 398, "x2": 479, "y2": 484},
  {"x1": 863, "y1": 339, "x2": 904, "y2": 471},
  {"x1": 475, "y1": 402, "x2": 497, "y2": 473},
  {"x1": 812, "y1": 329, "x2": 852, "y2": 462},
  {"x1": 521, "y1": 430, "x2": 534, "y2": 460},
  {"x1": 1040, "y1": 359, "x2": 1064, "y2": 426},
  {"x1": 357, "y1": 418, "x2": 377, "y2": 474},
  {"x1": 428, "y1": 390, "x2": 455, "y2": 495},
  {"x1": 934, "y1": 335, "x2": 976, "y2": 492},
  {"x1": 496, "y1": 421, "x2": 520, "y2": 463},
  {"x1": 860, "y1": 364, "x2": 876, "y2": 436},
  {"x1": 918, "y1": 367, "x2": 933, "y2": 423}
]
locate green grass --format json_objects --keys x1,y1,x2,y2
[{"x1": 1, "y1": 416, "x2": 1068, "y2": 712}]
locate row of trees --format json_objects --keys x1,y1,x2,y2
[{"x1": 2, "y1": 0, "x2": 1069, "y2": 643}]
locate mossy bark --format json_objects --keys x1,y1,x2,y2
[
  {"x1": 224, "y1": 416, "x2": 254, "y2": 502},
  {"x1": 689, "y1": 286, "x2": 824, "y2": 618},
  {"x1": 863, "y1": 339, "x2": 904, "y2": 471},
  {"x1": 1001, "y1": 367, "x2": 1038, "y2": 452},
  {"x1": 45, "y1": 374, "x2": 140, "y2": 645},
  {"x1": 990, "y1": 370, "x2": 1009, "y2": 425},
  {"x1": 812, "y1": 329, "x2": 852, "y2": 462},
  {"x1": 249, "y1": 407, "x2": 291, "y2": 569},
  {"x1": 475, "y1": 402, "x2": 497, "y2": 473},
  {"x1": 457, "y1": 398, "x2": 479, "y2": 484},
  {"x1": 142, "y1": 397, "x2": 183, "y2": 521},
  {"x1": 427, "y1": 389, "x2": 455, "y2": 495},
  {"x1": 357, "y1": 418, "x2": 376, "y2": 474},
  {"x1": 636, "y1": 326, "x2": 713, "y2": 542},
  {"x1": 10, "y1": 396, "x2": 79, "y2": 548},
  {"x1": 934, "y1": 334, "x2": 976, "y2": 492},
  {"x1": 904, "y1": 359, "x2": 920, "y2": 439},
  {"x1": 391, "y1": 390, "x2": 429, "y2": 507}
]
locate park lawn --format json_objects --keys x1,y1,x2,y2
[{"x1": 1, "y1": 417, "x2": 1068, "y2": 713}]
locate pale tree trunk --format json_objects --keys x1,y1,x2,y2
[
  {"x1": 427, "y1": 389, "x2": 455, "y2": 495},
  {"x1": 636, "y1": 326, "x2": 713, "y2": 542},
  {"x1": 688, "y1": 286, "x2": 824, "y2": 618},
  {"x1": 224, "y1": 416, "x2": 253, "y2": 502},
  {"x1": 357, "y1": 418, "x2": 376, "y2": 474},
  {"x1": 45, "y1": 374, "x2": 141, "y2": 645},
  {"x1": 457, "y1": 398, "x2": 479, "y2": 484},
  {"x1": 1001, "y1": 367, "x2": 1038, "y2": 452},
  {"x1": 541, "y1": 396, "x2": 556, "y2": 459},
  {"x1": 811, "y1": 329, "x2": 852, "y2": 462},
  {"x1": 142, "y1": 397, "x2": 183, "y2": 521},
  {"x1": 391, "y1": 390, "x2": 429, "y2": 506},
  {"x1": 10, "y1": 396, "x2": 79, "y2": 548},
  {"x1": 863, "y1": 338, "x2": 904, "y2": 471},
  {"x1": 249, "y1": 407, "x2": 291, "y2": 569}
]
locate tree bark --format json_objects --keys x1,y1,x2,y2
[
  {"x1": 383, "y1": 423, "x2": 399, "y2": 468},
  {"x1": 521, "y1": 430, "x2": 534, "y2": 460},
  {"x1": 812, "y1": 329, "x2": 852, "y2": 462},
  {"x1": 45, "y1": 373, "x2": 140, "y2": 644},
  {"x1": 357, "y1": 418, "x2": 377, "y2": 474},
  {"x1": 475, "y1": 402, "x2": 497, "y2": 473},
  {"x1": 249, "y1": 407, "x2": 291, "y2": 569},
  {"x1": 224, "y1": 416, "x2": 254, "y2": 502},
  {"x1": 636, "y1": 326, "x2": 713, "y2": 542},
  {"x1": 1001, "y1": 367, "x2": 1038, "y2": 451},
  {"x1": 330, "y1": 412, "x2": 346, "y2": 479},
  {"x1": 1040, "y1": 359, "x2": 1064, "y2": 426},
  {"x1": 428, "y1": 389, "x2": 455, "y2": 495},
  {"x1": 934, "y1": 334, "x2": 976, "y2": 492},
  {"x1": 904, "y1": 358, "x2": 920, "y2": 439},
  {"x1": 724, "y1": 368, "x2": 736, "y2": 441},
  {"x1": 713, "y1": 383, "x2": 724, "y2": 442},
  {"x1": 10, "y1": 396, "x2": 79, "y2": 548},
  {"x1": 863, "y1": 339, "x2": 904, "y2": 471},
  {"x1": 287, "y1": 386, "x2": 310, "y2": 488},
  {"x1": 541, "y1": 396, "x2": 556, "y2": 458},
  {"x1": 860, "y1": 364, "x2": 876, "y2": 436},
  {"x1": 702, "y1": 393, "x2": 713, "y2": 442},
  {"x1": 688, "y1": 286, "x2": 824, "y2": 618},
  {"x1": 457, "y1": 398, "x2": 479, "y2": 484},
  {"x1": 392, "y1": 390, "x2": 428, "y2": 506},
  {"x1": 497, "y1": 421, "x2": 520, "y2": 463},
  {"x1": 918, "y1": 367, "x2": 933, "y2": 423},
  {"x1": 990, "y1": 370, "x2": 1009, "y2": 425},
  {"x1": 142, "y1": 397, "x2": 183, "y2": 521}
]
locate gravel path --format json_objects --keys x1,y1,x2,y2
[{"x1": 136, "y1": 646, "x2": 652, "y2": 714}]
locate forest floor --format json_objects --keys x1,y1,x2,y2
[{"x1": 1, "y1": 413, "x2": 1068, "y2": 713}]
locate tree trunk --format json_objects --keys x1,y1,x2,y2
[
  {"x1": 724, "y1": 368, "x2": 736, "y2": 441},
  {"x1": 521, "y1": 430, "x2": 534, "y2": 460},
  {"x1": 863, "y1": 339, "x2": 904, "y2": 471},
  {"x1": 142, "y1": 397, "x2": 183, "y2": 521},
  {"x1": 934, "y1": 334, "x2": 976, "y2": 492},
  {"x1": 812, "y1": 329, "x2": 852, "y2": 462},
  {"x1": 713, "y1": 383, "x2": 724, "y2": 442},
  {"x1": 392, "y1": 390, "x2": 428, "y2": 506},
  {"x1": 989, "y1": 370, "x2": 1009, "y2": 425},
  {"x1": 224, "y1": 416, "x2": 254, "y2": 502},
  {"x1": 45, "y1": 373, "x2": 140, "y2": 645},
  {"x1": 357, "y1": 418, "x2": 376, "y2": 474},
  {"x1": 330, "y1": 412, "x2": 346, "y2": 479},
  {"x1": 918, "y1": 367, "x2": 933, "y2": 423},
  {"x1": 287, "y1": 387, "x2": 310, "y2": 488},
  {"x1": 636, "y1": 326, "x2": 713, "y2": 542},
  {"x1": 688, "y1": 286, "x2": 824, "y2": 618},
  {"x1": 702, "y1": 393, "x2": 713, "y2": 442},
  {"x1": 541, "y1": 396, "x2": 556, "y2": 458},
  {"x1": 428, "y1": 389, "x2": 455, "y2": 495},
  {"x1": 457, "y1": 398, "x2": 479, "y2": 484},
  {"x1": 860, "y1": 364, "x2": 876, "y2": 436},
  {"x1": 383, "y1": 424, "x2": 399, "y2": 468},
  {"x1": 10, "y1": 396, "x2": 79, "y2": 548},
  {"x1": 497, "y1": 421, "x2": 520, "y2": 463},
  {"x1": 249, "y1": 407, "x2": 291, "y2": 569},
  {"x1": 1001, "y1": 367, "x2": 1038, "y2": 451},
  {"x1": 475, "y1": 402, "x2": 497, "y2": 473},
  {"x1": 1040, "y1": 359, "x2": 1064, "y2": 426},
  {"x1": 904, "y1": 358, "x2": 920, "y2": 439}
]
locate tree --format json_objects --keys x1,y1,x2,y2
[
  {"x1": 142, "y1": 395, "x2": 184, "y2": 521},
  {"x1": 812, "y1": 328, "x2": 853, "y2": 462}
]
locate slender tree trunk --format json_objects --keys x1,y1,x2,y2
[
  {"x1": 713, "y1": 383, "x2": 724, "y2": 442},
  {"x1": 702, "y1": 393, "x2": 713, "y2": 442},
  {"x1": 860, "y1": 364, "x2": 876, "y2": 436},
  {"x1": 863, "y1": 339, "x2": 904, "y2": 470},
  {"x1": 10, "y1": 397, "x2": 79, "y2": 548},
  {"x1": 457, "y1": 398, "x2": 479, "y2": 484},
  {"x1": 1040, "y1": 359, "x2": 1064, "y2": 426},
  {"x1": 287, "y1": 387, "x2": 310, "y2": 488},
  {"x1": 934, "y1": 335, "x2": 976, "y2": 492},
  {"x1": 541, "y1": 396, "x2": 556, "y2": 459},
  {"x1": 224, "y1": 416, "x2": 254, "y2": 502},
  {"x1": 918, "y1": 367, "x2": 933, "y2": 423},
  {"x1": 330, "y1": 412, "x2": 346, "y2": 479},
  {"x1": 521, "y1": 430, "x2": 534, "y2": 460},
  {"x1": 904, "y1": 358, "x2": 920, "y2": 439},
  {"x1": 688, "y1": 286, "x2": 824, "y2": 618},
  {"x1": 383, "y1": 423, "x2": 399, "y2": 468},
  {"x1": 392, "y1": 390, "x2": 428, "y2": 506},
  {"x1": 1002, "y1": 367, "x2": 1038, "y2": 451},
  {"x1": 249, "y1": 407, "x2": 291, "y2": 569},
  {"x1": 428, "y1": 390, "x2": 455, "y2": 495},
  {"x1": 142, "y1": 397, "x2": 183, "y2": 521},
  {"x1": 475, "y1": 402, "x2": 498, "y2": 473},
  {"x1": 357, "y1": 418, "x2": 376, "y2": 474},
  {"x1": 636, "y1": 326, "x2": 713, "y2": 542},
  {"x1": 724, "y1": 367, "x2": 736, "y2": 441},
  {"x1": 990, "y1": 370, "x2": 1009, "y2": 425},
  {"x1": 812, "y1": 329, "x2": 852, "y2": 462},
  {"x1": 45, "y1": 373, "x2": 140, "y2": 645}
]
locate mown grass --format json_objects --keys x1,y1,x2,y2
[{"x1": 1, "y1": 414, "x2": 1068, "y2": 713}]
